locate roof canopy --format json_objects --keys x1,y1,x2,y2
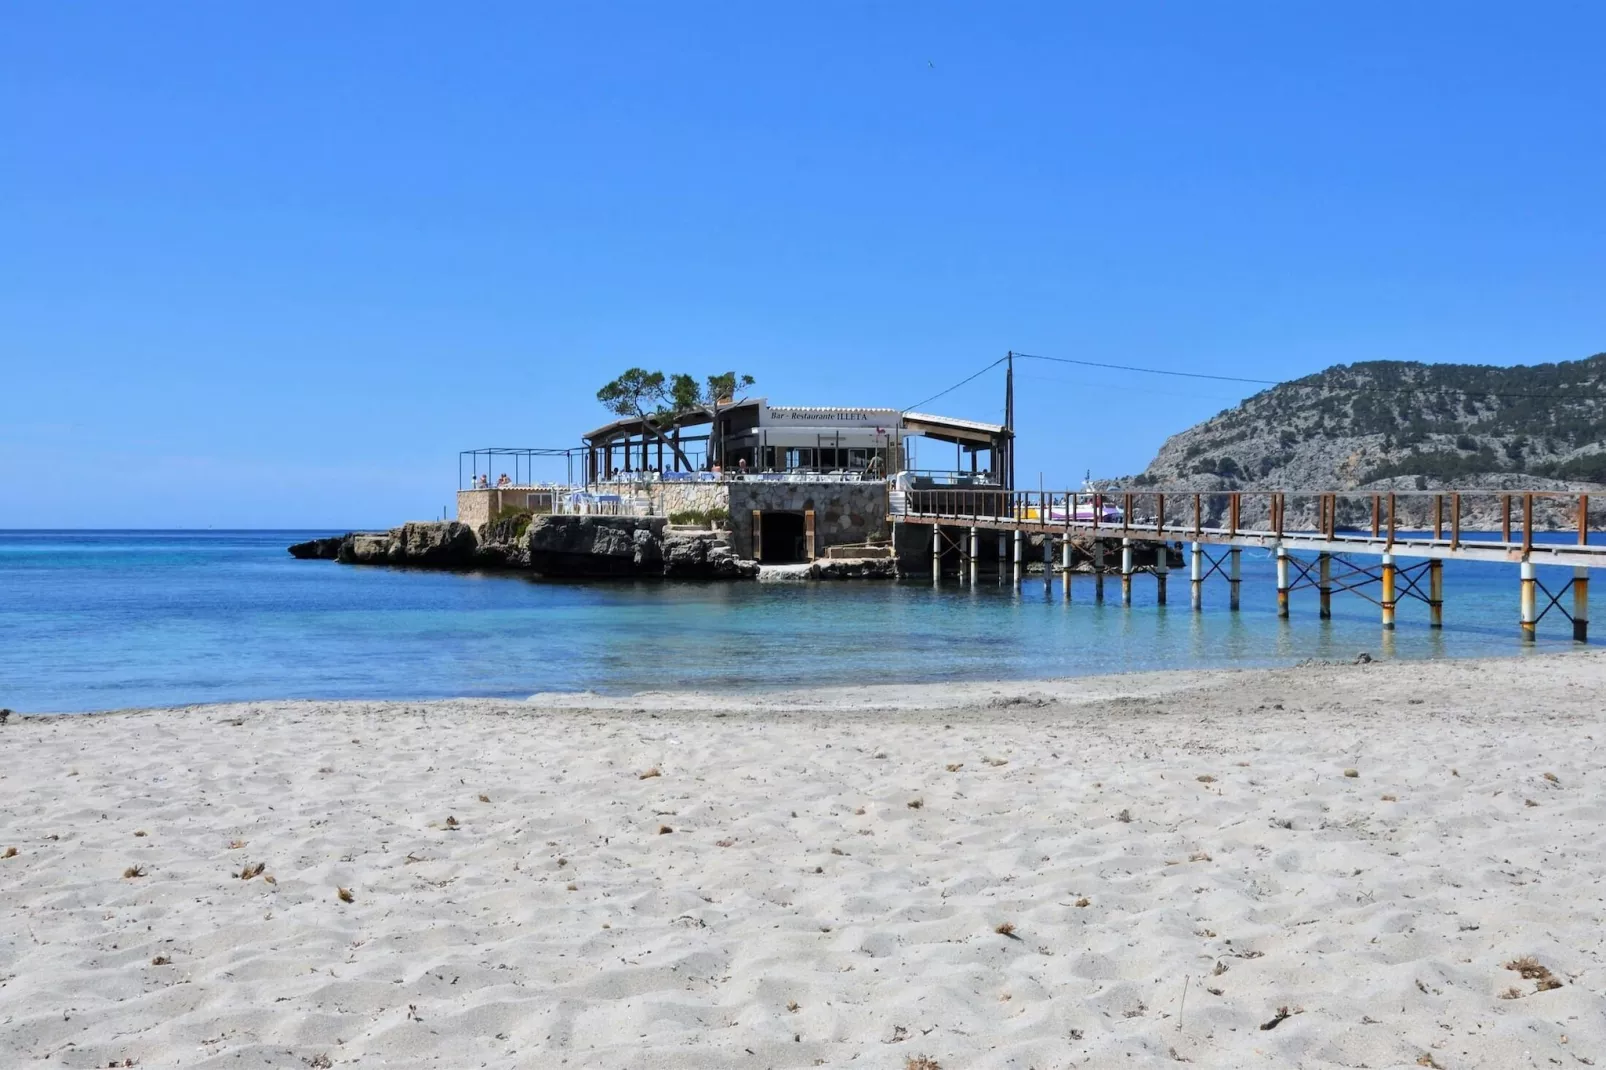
[
  {"x1": 900, "y1": 411, "x2": 1009, "y2": 446},
  {"x1": 582, "y1": 400, "x2": 754, "y2": 445},
  {"x1": 585, "y1": 399, "x2": 1007, "y2": 447}
]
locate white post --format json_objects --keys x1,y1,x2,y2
[
  {"x1": 1190, "y1": 541, "x2": 1203, "y2": 611},
  {"x1": 1154, "y1": 541, "x2": 1169, "y2": 605},
  {"x1": 1062, "y1": 536, "x2": 1073, "y2": 601},
  {"x1": 1520, "y1": 559, "x2": 1537, "y2": 641},
  {"x1": 1381, "y1": 552, "x2": 1396, "y2": 631},
  {"x1": 969, "y1": 527, "x2": 979, "y2": 586},
  {"x1": 932, "y1": 525, "x2": 942, "y2": 583},
  {"x1": 1276, "y1": 544, "x2": 1290, "y2": 619}
]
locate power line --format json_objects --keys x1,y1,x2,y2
[
  {"x1": 902, "y1": 356, "x2": 1007, "y2": 413},
  {"x1": 1014, "y1": 352, "x2": 1279, "y2": 386},
  {"x1": 1012, "y1": 351, "x2": 1606, "y2": 403},
  {"x1": 1015, "y1": 371, "x2": 1246, "y2": 405}
]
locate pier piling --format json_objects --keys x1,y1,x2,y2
[
  {"x1": 897, "y1": 485, "x2": 1604, "y2": 641},
  {"x1": 1276, "y1": 545, "x2": 1290, "y2": 619},
  {"x1": 1575, "y1": 567, "x2": 1589, "y2": 641},
  {"x1": 1318, "y1": 553, "x2": 1332, "y2": 619},
  {"x1": 1062, "y1": 537, "x2": 1072, "y2": 601},
  {"x1": 1381, "y1": 553, "x2": 1397, "y2": 630},
  {"x1": 1520, "y1": 560, "x2": 1537, "y2": 641},
  {"x1": 1429, "y1": 559, "x2": 1444, "y2": 628},
  {"x1": 1120, "y1": 538, "x2": 1134, "y2": 605}
]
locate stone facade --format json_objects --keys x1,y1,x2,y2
[
  {"x1": 457, "y1": 487, "x2": 562, "y2": 533},
  {"x1": 589, "y1": 480, "x2": 729, "y2": 519},
  {"x1": 726, "y1": 481, "x2": 890, "y2": 560},
  {"x1": 457, "y1": 489, "x2": 494, "y2": 532}
]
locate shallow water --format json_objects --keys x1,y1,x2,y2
[{"x1": 0, "y1": 529, "x2": 1589, "y2": 712}]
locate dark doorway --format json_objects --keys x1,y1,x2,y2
[{"x1": 758, "y1": 511, "x2": 808, "y2": 563}]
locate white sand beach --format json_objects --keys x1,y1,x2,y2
[{"x1": 3, "y1": 653, "x2": 1604, "y2": 1069}]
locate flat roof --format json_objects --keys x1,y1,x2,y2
[{"x1": 583, "y1": 400, "x2": 1009, "y2": 446}]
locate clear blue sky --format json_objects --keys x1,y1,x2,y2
[{"x1": 4, "y1": 3, "x2": 1603, "y2": 528}]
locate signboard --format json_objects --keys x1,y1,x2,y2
[{"x1": 760, "y1": 404, "x2": 902, "y2": 427}]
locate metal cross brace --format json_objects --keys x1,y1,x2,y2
[{"x1": 1534, "y1": 577, "x2": 1578, "y2": 626}]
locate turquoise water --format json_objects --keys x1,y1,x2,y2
[{"x1": 0, "y1": 530, "x2": 1588, "y2": 713}]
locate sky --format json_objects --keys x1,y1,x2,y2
[{"x1": 3, "y1": 3, "x2": 1603, "y2": 528}]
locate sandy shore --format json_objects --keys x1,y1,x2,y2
[{"x1": 2, "y1": 654, "x2": 1604, "y2": 1069}]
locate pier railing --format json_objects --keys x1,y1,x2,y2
[{"x1": 898, "y1": 488, "x2": 1602, "y2": 564}]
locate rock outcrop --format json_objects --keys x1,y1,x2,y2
[
  {"x1": 812, "y1": 558, "x2": 898, "y2": 580},
  {"x1": 308, "y1": 517, "x2": 762, "y2": 580},
  {"x1": 337, "y1": 522, "x2": 478, "y2": 567},
  {"x1": 525, "y1": 515, "x2": 664, "y2": 576},
  {"x1": 288, "y1": 535, "x2": 346, "y2": 560}
]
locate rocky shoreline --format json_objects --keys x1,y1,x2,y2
[{"x1": 288, "y1": 516, "x2": 896, "y2": 580}]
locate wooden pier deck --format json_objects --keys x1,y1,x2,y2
[{"x1": 892, "y1": 488, "x2": 1599, "y2": 641}]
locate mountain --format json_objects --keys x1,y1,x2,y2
[
  {"x1": 1129, "y1": 353, "x2": 1606, "y2": 488},
  {"x1": 1119, "y1": 353, "x2": 1606, "y2": 529}
]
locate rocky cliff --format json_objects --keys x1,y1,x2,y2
[{"x1": 1118, "y1": 353, "x2": 1606, "y2": 529}]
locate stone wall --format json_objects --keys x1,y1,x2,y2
[
  {"x1": 726, "y1": 481, "x2": 890, "y2": 560},
  {"x1": 457, "y1": 489, "x2": 494, "y2": 532},
  {"x1": 589, "y1": 480, "x2": 730, "y2": 518},
  {"x1": 457, "y1": 487, "x2": 563, "y2": 533}
]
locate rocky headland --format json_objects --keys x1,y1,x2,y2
[{"x1": 290, "y1": 516, "x2": 761, "y2": 579}]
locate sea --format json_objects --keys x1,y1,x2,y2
[{"x1": 0, "y1": 529, "x2": 1589, "y2": 714}]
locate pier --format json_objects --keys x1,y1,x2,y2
[{"x1": 895, "y1": 488, "x2": 1598, "y2": 641}]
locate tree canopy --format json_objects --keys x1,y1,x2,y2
[{"x1": 596, "y1": 368, "x2": 757, "y2": 469}]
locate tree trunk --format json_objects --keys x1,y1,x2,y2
[{"x1": 635, "y1": 411, "x2": 694, "y2": 471}]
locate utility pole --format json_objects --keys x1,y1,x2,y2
[{"x1": 1004, "y1": 350, "x2": 1016, "y2": 490}]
